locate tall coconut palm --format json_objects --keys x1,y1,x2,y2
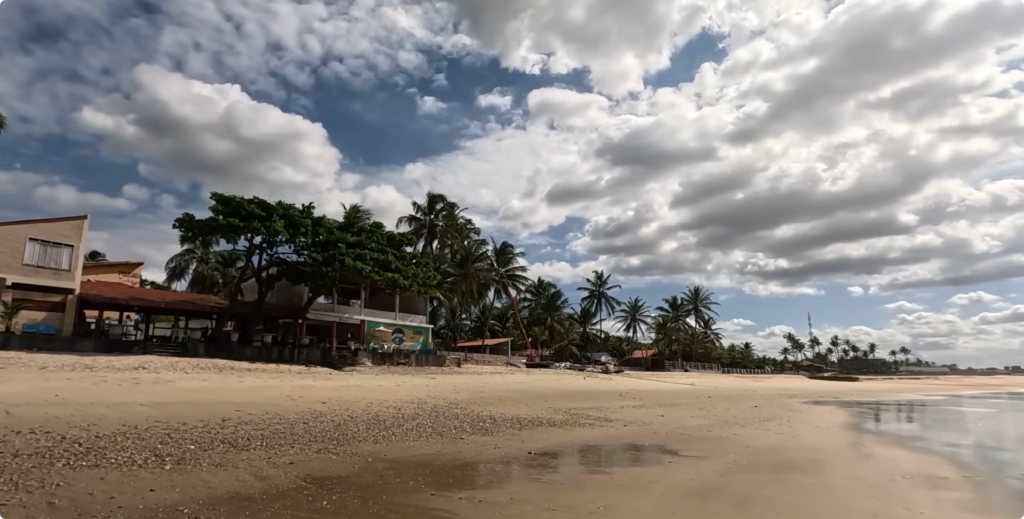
[
  {"x1": 397, "y1": 192, "x2": 475, "y2": 254},
  {"x1": 680, "y1": 284, "x2": 720, "y2": 329},
  {"x1": 784, "y1": 332, "x2": 806, "y2": 362},
  {"x1": 84, "y1": 250, "x2": 108, "y2": 262},
  {"x1": 807, "y1": 335, "x2": 823, "y2": 359},
  {"x1": 898, "y1": 346, "x2": 913, "y2": 366},
  {"x1": 551, "y1": 320, "x2": 582, "y2": 362},
  {"x1": 530, "y1": 286, "x2": 570, "y2": 357},
  {"x1": 164, "y1": 239, "x2": 243, "y2": 298},
  {"x1": 613, "y1": 296, "x2": 651, "y2": 353},
  {"x1": 340, "y1": 203, "x2": 375, "y2": 227},
  {"x1": 866, "y1": 342, "x2": 879, "y2": 359},
  {"x1": 476, "y1": 239, "x2": 530, "y2": 348},
  {"x1": 577, "y1": 270, "x2": 622, "y2": 341},
  {"x1": 568, "y1": 301, "x2": 602, "y2": 353},
  {"x1": 779, "y1": 346, "x2": 793, "y2": 368}
]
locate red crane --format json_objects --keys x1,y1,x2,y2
[{"x1": 511, "y1": 296, "x2": 535, "y2": 362}]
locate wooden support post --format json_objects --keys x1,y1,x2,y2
[
  {"x1": 96, "y1": 309, "x2": 105, "y2": 339},
  {"x1": 330, "y1": 321, "x2": 337, "y2": 353}
]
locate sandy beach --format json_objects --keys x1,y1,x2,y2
[{"x1": 1, "y1": 351, "x2": 1021, "y2": 519}]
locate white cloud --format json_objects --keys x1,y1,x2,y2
[
  {"x1": 947, "y1": 291, "x2": 1003, "y2": 306},
  {"x1": 476, "y1": 89, "x2": 514, "y2": 111},
  {"x1": 719, "y1": 318, "x2": 755, "y2": 332},
  {"x1": 847, "y1": 286, "x2": 866, "y2": 297},
  {"x1": 121, "y1": 183, "x2": 152, "y2": 202},
  {"x1": 0, "y1": 171, "x2": 135, "y2": 213},
  {"x1": 416, "y1": 95, "x2": 447, "y2": 115},
  {"x1": 0, "y1": 0, "x2": 471, "y2": 131},
  {"x1": 75, "y1": 64, "x2": 411, "y2": 227},
  {"x1": 882, "y1": 301, "x2": 925, "y2": 312}
]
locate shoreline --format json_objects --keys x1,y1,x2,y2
[{"x1": 1, "y1": 352, "x2": 1021, "y2": 518}]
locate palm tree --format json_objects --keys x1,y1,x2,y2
[
  {"x1": 84, "y1": 250, "x2": 107, "y2": 262},
  {"x1": 164, "y1": 239, "x2": 243, "y2": 298},
  {"x1": 551, "y1": 320, "x2": 582, "y2": 362},
  {"x1": 0, "y1": 111, "x2": 6, "y2": 134},
  {"x1": 807, "y1": 335, "x2": 822, "y2": 359},
  {"x1": 340, "y1": 203, "x2": 375, "y2": 227},
  {"x1": 568, "y1": 302, "x2": 602, "y2": 353},
  {"x1": 531, "y1": 286, "x2": 570, "y2": 359},
  {"x1": 577, "y1": 270, "x2": 622, "y2": 342},
  {"x1": 649, "y1": 314, "x2": 678, "y2": 365},
  {"x1": 613, "y1": 297, "x2": 651, "y2": 353},
  {"x1": 397, "y1": 192, "x2": 476, "y2": 254},
  {"x1": 783, "y1": 332, "x2": 806, "y2": 361},
  {"x1": 475, "y1": 239, "x2": 530, "y2": 348},
  {"x1": 866, "y1": 342, "x2": 879, "y2": 359},
  {"x1": 1, "y1": 300, "x2": 29, "y2": 333},
  {"x1": 898, "y1": 346, "x2": 912, "y2": 367},
  {"x1": 779, "y1": 346, "x2": 793, "y2": 369},
  {"x1": 680, "y1": 284, "x2": 720, "y2": 329}
]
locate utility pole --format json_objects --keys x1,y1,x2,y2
[{"x1": 807, "y1": 313, "x2": 813, "y2": 343}]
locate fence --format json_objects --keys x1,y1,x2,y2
[
  {"x1": 445, "y1": 351, "x2": 514, "y2": 366},
  {"x1": 361, "y1": 350, "x2": 460, "y2": 368}
]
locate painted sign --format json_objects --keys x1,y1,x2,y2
[{"x1": 364, "y1": 320, "x2": 429, "y2": 351}]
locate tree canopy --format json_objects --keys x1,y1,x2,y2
[{"x1": 158, "y1": 190, "x2": 924, "y2": 370}]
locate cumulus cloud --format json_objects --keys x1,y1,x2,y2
[
  {"x1": 882, "y1": 301, "x2": 925, "y2": 312},
  {"x1": 475, "y1": 89, "x2": 514, "y2": 111},
  {"x1": 0, "y1": 171, "x2": 135, "y2": 213},
  {"x1": 75, "y1": 64, "x2": 411, "y2": 227},
  {"x1": 947, "y1": 291, "x2": 1003, "y2": 306},
  {"x1": 847, "y1": 286, "x2": 866, "y2": 297},
  {"x1": 0, "y1": 0, "x2": 471, "y2": 131},
  {"x1": 416, "y1": 95, "x2": 447, "y2": 115}
]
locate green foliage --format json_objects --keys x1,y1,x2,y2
[
  {"x1": 285, "y1": 213, "x2": 434, "y2": 311},
  {"x1": 84, "y1": 250, "x2": 107, "y2": 262},
  {"x1": 172, "y1": 193, "x2": 317, "y2": 303},
  {"x1": 1, "y1": 300, "x2": 30, "y2": 333}
]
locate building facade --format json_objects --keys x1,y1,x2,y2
[
  {"x1": 81, "y1": 260, "x2": 145, "y2": 322},
  {"x1": 249, "y1": 279, "x2": 432, "y2": 349},
  {"x1": 0, "y1": 215, "x2": 89, "y2": 337}
]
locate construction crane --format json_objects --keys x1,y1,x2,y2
[{"x1": 511, "y1": 296, "x2": 535, "y2": 362}]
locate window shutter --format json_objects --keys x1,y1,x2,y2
[
  {"x1": 60, "y1": 246, "x2": 73, "y2": 270},
  {"x1": 23, "y1": 240, "x2": 38, "y2": 264}
]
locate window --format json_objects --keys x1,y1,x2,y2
[{"x1": 23, "y1": 238, "x2": 75, "y2": 271}]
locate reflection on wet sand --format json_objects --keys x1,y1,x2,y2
[
  {"x1": 821, "y1": 391, "x2": 1023, "y2": 499},
  {"x1": 178, "y1": 444, "x2": 684, "y2": 518}
]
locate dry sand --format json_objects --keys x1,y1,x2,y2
[{"x1": 0, "y1": 351, "x2": 1021, "y2": 519}]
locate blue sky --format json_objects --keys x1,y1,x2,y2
[{"x1": 2, "y1": 0, "x2": 1024, "y2": 366}]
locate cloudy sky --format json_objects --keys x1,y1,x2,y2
[{"x1": 2, "y1": 0, "x2": 1024, "y2": 366}]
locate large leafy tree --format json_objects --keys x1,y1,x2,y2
[
  {"x1": 172, "y1": 193, "x2": 316, "y2": 308},
  {"x1": 284, "y1": 213, "x2": 434, "y2": 317}
]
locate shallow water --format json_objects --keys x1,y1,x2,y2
[
  {"x1": 820, "y1": 391, "x2": 1024, "y2": 498},
  {"x1": 193, "y1": 443, "x2": 685, "y2": 518}
]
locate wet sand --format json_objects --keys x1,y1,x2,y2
[
  {"x1": 823, "y1": 390, "x2": 1024, "y2": 500},
  {"x1": 1, "y1": 351, "x2": 1022, "y2": 519}
]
